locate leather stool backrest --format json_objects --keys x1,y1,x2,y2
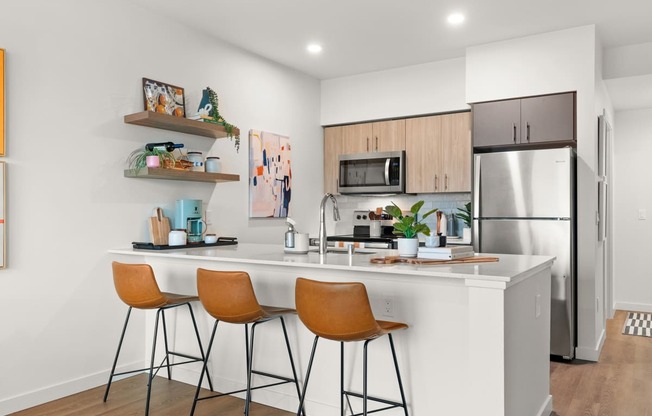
[
  {"x1": 112, "y1": 262, "x2": 167, "y2": 309},
  {"x1": 295, "y1": 277, "x2": 383, "y2": 342},
  {"x1": 196, "y1": 269, "x2": 265, "y2": 324}
]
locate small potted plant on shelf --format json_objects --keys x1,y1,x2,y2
[
  {"x1": 457, "y1": 202, "x2": 472, "y2": 243},
  {"x1": 127, "y1": 146, "x2": 176, "y2": 172},
  {"x1": 384, "y1": 200, "x2": 438, "y2": 257},
  {"x1": 197, "y1": 87, "x2": 241, "y2": 153}
]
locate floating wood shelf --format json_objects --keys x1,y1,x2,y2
[
  {"x1": 124, "y1": 111, "x2": 240, "y2": 139},
  {"x1": 124, "y1": 168, "x2": 240, "y2": 183}
]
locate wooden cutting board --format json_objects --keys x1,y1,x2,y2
[
  {"x1": 148, "y1": 208, "x2": 171, "y2": 245},
  {"x1": 370, "y1": 255, "x2": 499, "y2": 265}
]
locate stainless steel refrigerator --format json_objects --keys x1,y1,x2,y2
[{"x1": 473, "y1": 147, "x2": 576, "y2": 359}]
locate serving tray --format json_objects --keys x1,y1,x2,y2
[{"x1": 132, "y1": 237, "x2": 238, "y2": 250}]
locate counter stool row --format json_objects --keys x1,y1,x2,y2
[{"x1": 105, "y1": 261, "x2": 409, "y2": 416}]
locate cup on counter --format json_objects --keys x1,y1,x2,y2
[
  {"x1": 169, "y1": 229, "x2": 187, "y2": 246},
  {"x1": 205, "y1": 234, "x2": 218, "y2": 244},
  {"x1": 425, "y1": 234, "x2": 440, "y2": 248},
  {"x1": 294, "y1": 233, "x2": 309, "y2": 253},
  {"x1": 369, "y1": 220, "x2": 381, "y2": 237}
]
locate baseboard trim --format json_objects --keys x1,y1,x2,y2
[
  {"x1": 0, "y1": 360, "x2": 144, "y2": 415},
  {"x1": 614, "y1": 302, "x2": 652, "y2": 314},
  {"x1": 575, "y1": 328, "x2": 605, "y2": 362},
  {"x1": 536, "y1": 394, "x2": 553, "y2": 416}
]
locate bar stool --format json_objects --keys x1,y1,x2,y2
[
  {"x1": 191, "y1": 269, "x2": 304, "y2": 416},
  {"x1": 295, "y1": 277, "x2": 409, "y2": 416},
  {"x1": 104, "y1": 261, "x2": 213, "y2": 416}
]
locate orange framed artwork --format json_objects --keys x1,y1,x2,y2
[{"x1": 0, "y1": 48, "x2": 4, "y2": 156}]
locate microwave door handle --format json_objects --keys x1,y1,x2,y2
[{"x1": 384, "y1": 158, "x2": 391, "y2": 185}]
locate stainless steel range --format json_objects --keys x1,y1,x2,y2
[{"x1": 327, "y1": 210, "x2": 397, "y2": 249}]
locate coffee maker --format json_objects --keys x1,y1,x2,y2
[{"x1": 175, "y1": 199, "x2": 206, "y2": 243}]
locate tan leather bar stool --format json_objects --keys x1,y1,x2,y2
[
  {"x1": 104, "y1": 261, "x2": 212, "y2": 416},
  {"x1": 295, "y1": 277, "x2": 409, "y2": 416},
  {"x1": 191, "y1": 269, "x2": 304, "y2": 416}
]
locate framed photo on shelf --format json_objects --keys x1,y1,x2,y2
[{"x1": 142, "y1": 78, "x2": 185, "y2": 118}]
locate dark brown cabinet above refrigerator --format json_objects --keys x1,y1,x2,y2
[{"x1": 472, "y1": 92, "x2": 576, "y2": 150}]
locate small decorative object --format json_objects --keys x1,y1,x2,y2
[
  {"x1": 127, "y1": 146, "x2": 176, "y2": 171},
  {"x1": 205, "y1": 156, "x2": 221, "y2": 173},
  {"x1": 457, "y1": 202, "x2": 472, "y2": 243},
  {"x1": 249, "y1": 129, "x2": 291, "y2": 218},
  {"x1": 384, "y1": 201, "x2": 437, "y2": 257},
  {"x1": 142, "y1": 78, "x2": 185, "y2": 117},
  {"x1": 186, "y1": 151, "x2": 204, "y2": 172},
  {"x1": 197, "y1": 87, "x2": 240, "y2": 152}
]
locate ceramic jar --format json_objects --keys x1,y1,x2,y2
[
  {"x1": 205, "y1": 156, "x2": 221, "y2": 173},
  {"x1": 168, "y1": 229, "x2": 187, "y2": 246}
]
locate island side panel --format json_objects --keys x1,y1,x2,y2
[{"x1": 504, "y1": 267, "x2": 552, "y2": 416}]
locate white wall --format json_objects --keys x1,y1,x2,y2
[
  {"x1": 0, "y1": 1, "x2": 321, "y2": 413},
  {"x1": 465, "y1": 25, "x2": 604, "y2": 360},
  {"x1": 613, "y1": 108, "x2": 652, "y2": 312},
  {"x1": 320, "y1": 58, "x2": 468, "y2": 125}
]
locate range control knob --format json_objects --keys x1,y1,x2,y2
[
  {"x1": 362, "y1": 215, "x2": 367, "y2": 220},
  {"x1": 356, "y1": 215, "x2": 362, "y2": 220}
]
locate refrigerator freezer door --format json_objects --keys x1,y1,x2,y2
[
  {"x1": 474, "y1": 148, "x2": 573, "y2": 219},
  {"x1": 477, "y1": 218, "x2": 574, "y2": 358}
]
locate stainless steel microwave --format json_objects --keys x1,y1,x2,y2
[{"x1": 338, "y1": 151, "x2": 405, "y2": 194}]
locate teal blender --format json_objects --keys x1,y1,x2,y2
[{"x1": 175, "y1": 199, "x2": 206, "y2": 243}]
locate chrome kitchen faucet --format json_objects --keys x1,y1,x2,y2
[{"x1": 319, "y1": 193, "x2": 340, "y2": 254}]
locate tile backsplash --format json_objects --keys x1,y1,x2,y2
[{"x1": 331, "y1": 193, "x2": 471, "y2": 238}]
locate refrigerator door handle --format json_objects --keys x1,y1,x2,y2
[{"x1": 473, "y1": 155, "x2": 481, "y2": 219}]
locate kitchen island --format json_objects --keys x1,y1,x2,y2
[{"x1": 109, "y1": 243, "x2": 554, "y2": 416}]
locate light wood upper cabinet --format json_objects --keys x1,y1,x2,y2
[
  {"x1": 340, "y1": 123, "x2": 372, "y2": 154},
  {"x1": 406, "y1": 115, "x2": 442, "y2": 193},
  {"x1": 324, "y1": 126, "x2": 343, "y2": 194},
  {"x1": 373, "y1": 119, "x2": 406, "y2": 152},
  {"x1": 406, "y1": 112, "x2": 471, "y2": 193}
]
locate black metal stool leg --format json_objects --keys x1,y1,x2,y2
[
  {"x1": 187, "y1": 303, "x2": 214, "y2": 391},
  {"x1": 388, "y1": 334, "x2": 409, "y2": 416},
  {"x1": 245, "y1": 322, "x2": 258, "y2": 416},
  {"x1": 104, "y1": 307, "x2": 132, "y2": 402},
  {"x1": 161, "y1": 309, "x2": 172, "y2": 380},
  {"x1": 296, "y1": 336, "x2": 319, "y2": 416},
  {"x1": 280, "y1": 317, "x2": 305, "y2": 416},
  {"x1": 363, "y1": 339, "x2": 371, "y2": 416},
  {"x1": 190, "y1": 320, "x2": 219, "y2": 416},
  {"x1": 340, "y1": 342, "x2": 345, "y2": 416},
  {"x1": 145, "y1": 308, "x2": 163, "y2": 416}
]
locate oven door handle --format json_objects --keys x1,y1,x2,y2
[{"x1": 384, "y1": 158, "x2": 391, "y2": 185}]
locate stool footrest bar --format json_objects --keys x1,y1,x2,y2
[{"x1": 344, "y1": 390, "x2": 406, "y2": 409}]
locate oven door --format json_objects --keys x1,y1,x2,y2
[{"x1": 338, "y1": 151, "x2": 405, "y2": 194}]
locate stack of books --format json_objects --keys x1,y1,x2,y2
[{"x1": 417, "y1": 245, "x2": 474, "y2": 260}]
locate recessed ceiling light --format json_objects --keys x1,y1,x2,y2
[
  {"x1": 447, "y1": 13, "x2": 465, "y2": 25},
  {"x1": 307, "y1": 44, "x2": 323, "y2": 54}
]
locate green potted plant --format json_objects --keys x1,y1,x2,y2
[
  {"x1": 205, "y1": 87, "x2": 241, "y2": 153},
  {"x1": 127, "y1": 146, "x2": 176, "y2": 172},
  {"x1": 457, "y1": 202, "x2": 472, "y2": 243},
  {"x1": 384, "y1": 200, "x2": 438, "y2": 257}
]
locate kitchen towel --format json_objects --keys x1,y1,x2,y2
[{"x1": 622, "y1": 312, "x2": 652, "y2": 337}]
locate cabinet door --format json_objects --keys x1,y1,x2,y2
[
  {"x1": 323, "y1": 126, "x2": 343, "y2": 194},
  {"x1": 341, "y1": 123, "x2": 372, "y2": 154},
  {"x1": 372, "y1": 119, "x2": 406, "y2": 152},
  {"x1": 406, "y1": 115, "x2": 442, "y2": 193},
  {"x1": 441, "y1": 112, "x2": 472, "y2": 192},
  {"x1": 472, "y1": 100, "x2": 521, "y2": 147},
  {"x1": 520, "y1": 93, "x2": 575, "y2": 144}
]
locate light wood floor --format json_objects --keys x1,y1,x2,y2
[{"x1": 12, "y1": 310, "x2": 652, "y2": 415}]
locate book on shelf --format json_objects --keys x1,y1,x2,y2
[{"x1": 417, "y1": 251, "x2": 474, "y2": 260}]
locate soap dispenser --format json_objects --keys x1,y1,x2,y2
[{"x1": 285, "y1": 218, "x2": 297, "y2": 249}]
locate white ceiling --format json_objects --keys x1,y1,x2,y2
[{"x1": 133, "y1": 0, "x2": 652, "y2": 109}]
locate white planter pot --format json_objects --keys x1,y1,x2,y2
[
  {"x1": 462, "y1": 227, "x2": 472, "y2": 243},
  {"x1": 397, "y1": 238, "x2": 419, "y2": 257}
]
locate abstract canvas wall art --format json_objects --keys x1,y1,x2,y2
[{"x1": 249, "y1": 130, "x2": 291, "y2": 218}]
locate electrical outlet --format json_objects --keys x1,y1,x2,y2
[
  {"x1": 639, "y1": 209, "x2": 647, "y2": 220},
  {"x1": 205, "y1": 210, "x2": 213, "y2": 225},
  {"x1": 383, "y1": 297, "x2": 394, "y2": 317},
  {"x1": 535, "y1": 294, "x2": 541, "y2": 318}
]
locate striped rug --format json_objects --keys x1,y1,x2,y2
[{"x1": 622, "y1": 312, "x2": 652, "y2": 337}]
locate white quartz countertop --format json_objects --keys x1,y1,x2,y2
[{"x1": 109, "y1": 243, "x2": 554, "y2": 286}]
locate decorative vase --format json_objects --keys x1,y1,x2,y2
[
  {"x1": 462, "y1": 227, "x2": 472, "y2": 243},
  {"x1": 397, "y1": 238, "x2": 419, "y2": 258},
  {"x1": 146, "y1": 155, "x2": 160, "y2": 168}
]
